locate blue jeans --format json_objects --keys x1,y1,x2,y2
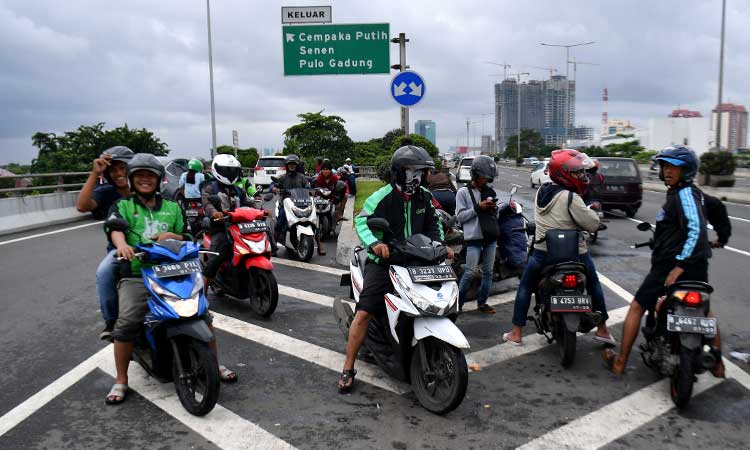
[
  {"x1": 96, "y1": 250, "x2": 119, "y2": 324},
  {"x1": 458, "y1": 243, "x2": 496, "y2": 306},
  {"x1": 511, "y1": 250, "x2": 608, "y2": 326}
]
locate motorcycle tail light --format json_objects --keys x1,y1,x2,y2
[
  {"x1": 683, "y1": 291, "x2": 702, "y2": 306},
  {"x1": 562, "y1": 274, "x2": 578, "y2": 289}
]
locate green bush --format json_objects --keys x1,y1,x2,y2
[{"x1": 699, "y1": 151, "x2": 736, "y2": 176}]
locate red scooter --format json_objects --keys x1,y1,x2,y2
[{"x1": 202, "y1": 205, "x2": 278, "y2": 317}]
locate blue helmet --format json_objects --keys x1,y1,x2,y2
[{"x1": 654, "y1": 144, "x2": 699, "y2": 183}]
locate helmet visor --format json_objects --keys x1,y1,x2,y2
[
  {"x1": 561, "y1": 153, "x2": 595, "y2": 173},
  {"x1": 215, "y1": 165, "x2": 241, "y2": 183}
]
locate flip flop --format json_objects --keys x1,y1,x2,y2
[
  {"x1": 502, "y1": 332, "x2": 522, "y2": 346},
  {"x1": 105, "y1": 383, "x2": 128, "y2": 405},
  {"x1": 219, "y1": 365, "x2": 238, "y2": 383},
  {"x1": 593, "y1": 334, "x2": 618, "y2": 346}
]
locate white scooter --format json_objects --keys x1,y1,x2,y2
[
  {"x1": 334, "y1": 217, "x2": 469, "y2": 414},
  {"x1": 273, "y1": 187, "x2": 318, "y2": 261}
]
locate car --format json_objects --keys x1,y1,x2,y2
[
  {"x1": 596, "y1": 157, "x2": 643, "y2": 218},
  {"x1": 253, "y1": 156, "x2": 287, "y2": 189},
  {"x1": 455, "y1": 157, "x2": 474, "y2": 184},
  {"x1": 522, "y1": 157, "x2": 539, "y2": 166},
  {"x1": 157, "y1": 156, "x2": 190, "y2": 201},
  {"x1": 529, "y1": 161, "x2": 550, "y2": 188}
]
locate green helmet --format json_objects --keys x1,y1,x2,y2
[{"x1": 188, "y1": 158, "x2": 203, "y2": 172}]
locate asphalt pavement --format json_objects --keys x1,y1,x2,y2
[{"x1": 0, "y1": 184, "x2": 749, "y2": 449}]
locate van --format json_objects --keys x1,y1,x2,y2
[
  {"x1": 253, "y1": 156, "x2": 287, "y2": 188},
  {"x1": 455, "y1": 157, "x2": 474, "y2": 183},
  {"x1": 596, "y1": 157, "x2": 642, "y2": 218}
]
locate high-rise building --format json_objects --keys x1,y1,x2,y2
[
  {"x1": 414, "y1": 120, "x2": 436, "y2": 146},
  {"x1": 670, "y1": 109, "x2": 703, "y2": 118},
  {"x1": 495, "y1": 75, "x2": 575, "y2": 151},
  {"x1": 480, "y1": 135, "x2": 494, "y2": 153},
  {"x1": 574, "y1": 126, "x2": 594, "y2": 140},
  {"x1": 711, "y1": 103, "x2": 748, "y2": 151},
  {"x1": 605, "y1": 119, "x2": 636, "y2": 135}
]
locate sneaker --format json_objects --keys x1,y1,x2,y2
[
  {"x1": 477, "y1": 304, "x2": 496, "y2": 314},
  {"x1": 99, "y1": 321, "x2": 115, "y2": 341}
]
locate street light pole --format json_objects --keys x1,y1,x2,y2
[
  {"x1": 206, "y1": 0, "x2": 217, "y2": 159},
  {"x1": 541, "y1": 41, "x2": 595, "y2": 146},
  {"x1": 715, "y1": 0, "x2": 726, "y2": 151}
]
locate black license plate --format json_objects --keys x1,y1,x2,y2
[
  {"x1": 266, "y1": 170, "x2": 276, "y2": 175},
  {"x1": 186, "y1": 209, "x2": 199, "y2": 217},
  {"x1": 550, "y1": 295, "x2": 592, "y2": 312},
  {"x1": 407, "y1": 265, "x2": 457, "y2": 283},
  {"x1": 667, "y1": 315, "x2": 717, "y2": 335},
  {"x1": 152, "y1": 260, "x2": 202, "y2": 278},
  {"x1": 238, "y1": 221, "x2": 269, "y2": 234},
  {"x1": 606, "y1": 185, "x2": 624, "y2": 191}
]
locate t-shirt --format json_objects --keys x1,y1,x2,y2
[
  {"x1": 179, "y1": 172, "x2": 205, "y2": 199},
  {"x1": 91, "y1": 185, "x2": 122, "y2": 220}
]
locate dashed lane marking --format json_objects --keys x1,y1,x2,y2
[
  {"x1": 0, "y1": 221, "x2": 103, "y2": 246},
  {"x1": 278, "y1": 285, "x2": 333, "y2": 307},
  {"x1": 271, "y1": 257, "x2": 348, "y2": 276}
]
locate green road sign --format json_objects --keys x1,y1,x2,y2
[{"x1": 282, "y1": 23, "x2": 390, "y2": 76}]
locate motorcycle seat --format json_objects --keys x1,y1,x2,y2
[
  {"x1": 667, "y1": 280, "x2": 713, "y2": 294},
  {"x1": 540, "y1": 261, "x2": 587, "y2": 277}
]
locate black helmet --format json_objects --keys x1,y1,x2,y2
[
  {"x1": 655, "y1": 144, "x2": 699, "y2": 183},
  {"x1": 127, "y1": 153, "x2": 164, "y2": 192},
  {"x1": 470, "y1": 155, "x2": 497, "y2": 182},
  {"x1": 390, "y1": 145, "x2": 434, "y2": 179},
  {"x1": 101, "y1": 146, "x2": 134, "y2": 185},
  {"x1": 284, "y1": 154, "x2": 300, "y2": 170},
  {"x1": 321, "y1": 161, "x2": 333, "y2": 170}
]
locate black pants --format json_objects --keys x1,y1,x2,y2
[
  {"x1": 356, "y1": 262, "x2": 392, "y2": 317},
  {"x1": 634, "y1": 262, "x2": 709, "y2": 311},
  {"x1": 203, "y1": 230, "x2": 230, "y2": 279}
]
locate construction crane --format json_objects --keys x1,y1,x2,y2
[
  {"x1": 483, "y1": 60, "x2": 512, "y2": 80},
  {"x1": 568, "y1": 58, "x2": 599, "y2": 82},
  {"x1": 528, "y1": 66, "x2": 558, "y2": 78}
]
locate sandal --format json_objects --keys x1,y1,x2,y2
[
  {"x1": 219, "y1": 365, "x2": 238, "y2": 383},
  {"x1": 602, "y1": 348, "x2": 626, "y2": 375},
  {"x1": 593, "y1": 333, "x2": 618, "y2": 347},
  {"x1": 337, "y1": 369, "x2": 356, "y2": 393},
  {"x1": 502, "y1": 332, "x2": 522, "y2": 346},
  {"x1": 105, "y1": 383, "x2": 128, "y2": 405}
]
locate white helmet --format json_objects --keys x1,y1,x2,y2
[{"x1": 211, "y1": 154, "x2": 242, "y2": 185}]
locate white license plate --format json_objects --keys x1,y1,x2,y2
[{"x1": 186, "y1": 210, "x2": 199, "y2": 217}]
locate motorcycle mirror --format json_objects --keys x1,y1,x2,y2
[
  {"x1": 366, "y1": 217, "x2": 390, "y2": 231},
  {"x1": 509, "y1": 185, "x2": 518, "y2": 196},
  {"x1": 637, "y1": 222, "x2": 652, "y2": 232}
]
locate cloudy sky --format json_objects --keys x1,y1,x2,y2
[{"x1": 1, "y1": 0, "x2": 747, "y2": 164}]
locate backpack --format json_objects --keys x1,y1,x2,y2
[{"x1": 695, "y1": 187, "x2": 731, "y2": 245}]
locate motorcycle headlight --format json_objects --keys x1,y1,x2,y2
[
  {"x1": 243, "y1": 237, "x2": 267, "y2": 254},
  {"x1": 147, "y1": 275, "x2": 203, "y2": 318}
]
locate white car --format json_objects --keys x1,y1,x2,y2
[
  {"x1": 253, "y1": 156, "x2": 287, "y2": 188},
  {"x1": 529, "y1": 161, "x2": 550, "y2": 188},
  {"x1": 455, "y1": 157, "x2": 474, "y2": 184}
]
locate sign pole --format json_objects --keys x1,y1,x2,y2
[
  {"x1": 391, "y1": 33, "x2": 410, "y2": 136},
  {"x1": 206, "y1": 0, "x2": 217, "y2": 159}
]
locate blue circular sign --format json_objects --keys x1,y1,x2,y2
[{"x1": 390, "y1": 70, "x2": 425, "y2": 107}]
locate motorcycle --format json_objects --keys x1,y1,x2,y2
[
  {"x1": 632, "y1": 221, "x2": 721, "y2": 408},
  {"x1": 334, "y1": 217, "x2": 469, "y2": 415},
  {"x1": 202, "y1": 196, "x2": 278, "y2": 317},
  {"x1": 522, "y1": 225, "x2": 600, "y2": 368},
  {"x1": 313, "y1": 187, "x2": 337, "y2": 241},
  {"x1": 183, "y1": 199, "x2": 205, "y2": 238},
  {"x1": 109, "y1": 230, "x2": 219, "y2": 416},
  {"x1": 273, "y1": 186, "x2": 318, "y2": 261}
]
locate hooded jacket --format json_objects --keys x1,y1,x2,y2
[
  {"x1": 533, "y1": 183, "x2": 599, "y2": 254},
  {"x1": 652, "y1": 185, "x2": 711, "y2": 269}
]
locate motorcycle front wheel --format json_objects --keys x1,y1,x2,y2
[
  {"x1": 249, "y1": 268, "x2": 278, "y2": 317},
  {"x1": 297, "y1": 234, "x2": 314, "y2": 261},
  {"x1": 319, "y1": 215, "x2": 331, "y2": 241},
  {"x1": 173, "y1": 339, "x2": 220, "y2": 416},
  {"x1": 410, "y1": 337, "x2": 468, "y2": 415},
  {"x1": 671, "y1": 347, "x2": 696, "y2": 408}
]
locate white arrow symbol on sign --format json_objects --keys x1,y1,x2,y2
[
  {"x1": 393, "y1": 82, "x2": 407, "y2": 96},
  {"x1": 286, "y1": 33, "x2": 295, "y2": 43},
  {"x1": 408, "y1": 82, "x2": 422, "y2": 97}
]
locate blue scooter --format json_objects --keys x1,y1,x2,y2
[{"x1": 117, "y1": 236, "x2": 220, "y2": 416}]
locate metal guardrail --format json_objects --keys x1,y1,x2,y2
[{"x1": 0, "y1": 171, "x2": 89, "y2": 194}]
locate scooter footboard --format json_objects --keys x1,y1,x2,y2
[
  {"x1": 412, "y1": 317, "x2": 470, "y2": 349},
  {"x1": 166, "y1": 319, "x2": 213, "y2": 343}
]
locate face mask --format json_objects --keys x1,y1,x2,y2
[{"x1": 399, "y1": 169, "x2": 422, "y2": 195}]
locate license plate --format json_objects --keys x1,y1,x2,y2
[
  {"x1": 266, "y1": 170, "x2": 276, "y2": 175},
  {"x1": 407, "y1": 265, "x2": 457, "y2": 283},
  {"x1": 186, "y1": 209, "x2": 199, "y2": 217},
  {"x1": 152, "y1": 260, "x2": 202, "y2": 278},
  {"x1": 550, "y1": 295, "x2": 592, "y2": 312},
  {"x1": 315, "y1": 198, "x2": 328, "y2": 205},
  {"x1": 667, "y1": 314, "x2": 717, "y2": 335},
  {"x1": 238, "y1": 221, "x2": 269, "y2": 234},
  {"x1": 606, "y1": 185, "x2": 624, "y2": 191}
]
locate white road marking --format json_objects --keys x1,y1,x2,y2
[
  {"x1": 0, "y1": 220, "x2": 103, "y2": 246},
  {"x1": 272, "y1": 257, "x2": 348, "y2": 276},
  {"x1": 0, "y1": 345, "x2": 110, "y2": 437},
  {"x1": 212, "y1": 312, "x2": 410, "y2": 395},
  {"x1": 461, "y1": 291, "x2": 515, "y2": 312},
  {"x1": 97, "y1": 357, "x2": 297, "y2": 450},
  {"x1": 729, "y1": 215, "x2": 750, "y2": 223},
  {"x1": 278, "y1": 285, "x2": 333, "y2": 307}
]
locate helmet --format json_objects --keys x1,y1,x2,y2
[
  {"x1": 284, "y1": 154, "x2": 301, "y2": 171},
  {"x1": 654, "y1": 144, "x2": 699, "y2": 183},
  {"x1": 127, "y1": 153, "x2": 164, "y2": 191},
  {"x1": 548, "y1": 149, "x2": 594, "y2": 195},
  {"x1": 321, "y1": 161, "x2": 333, "y2": 171},
  {"x1": 101, "y1": 146, "x2": 134, "y2": 185},
  {"x1": 188, "y1": 158, "x2": 203, "y2": 172},
  {"x1": 345, "y1": 157, "x2": 352, "y2": 163},
  {"x1": 211, "y1": 154, "x2": 242, "y2": 185},
  {"x1": 470, "y1": 155, "x2": 497, "y2": 182},
  {"x1": 390, "y1": 145, "x2": 435, "y2": 193}
]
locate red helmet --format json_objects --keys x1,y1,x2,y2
[{"x1": 548, "y1": 149, "x2": 595, "y2": 195}]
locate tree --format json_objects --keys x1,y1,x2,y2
[
  {"x1": 216, "y1": 145, "x2": 259, "y2": 169},
  {"x1": 503, "y1": 129, "x2": 546, "y2": 161},
  {"x1": 30, "y1": 123, "x2": 168, "y2": 174},
  {"x1": 381, "y1": 128, "x2": 404, "y2": 151},
  {"x1": 283, "y1": 111, "x2": 354, "y2": 168},
  {"x1": 603, "y1": 140, "x2": 645, "y2": 158}
]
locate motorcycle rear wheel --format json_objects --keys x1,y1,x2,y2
[
  {"x1": 410, "y1": 337, "x2": 468, "y2": 415},
  {"x1": 249, "y1": 268, "x2": 278, "y2": 317},
  {"x1": 173, "y1": 339, "x2": 220, "y2": 416},
  {"x1": 558, "y1": 325, "x2": 577, "y2": 368},
  {"x1": 670, "y1": 347, "x2": 696, "y2": 409}
]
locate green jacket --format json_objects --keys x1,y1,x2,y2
[
  {"x1": 105, "y1": 195, "x2": 189, "y2": 275},
  {"x1": 235, "y1": 177, "x2": 257, "y2": 197}
]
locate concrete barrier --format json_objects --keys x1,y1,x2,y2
[
  {"x1": 0, "y1": 191, "x2": 91, "y2": 236},
  {"x1": 335, "y1": 195, "x2": 357, "y2": 267}
]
